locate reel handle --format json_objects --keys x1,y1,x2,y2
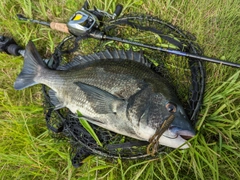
[
  {"x1": 113, "y1": 4, "x2": 123, "y2": 18},
  {"x1": 83, "y1": 0, "x2": 90, "y2": 10}
]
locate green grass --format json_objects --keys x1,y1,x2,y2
[{"x1": 0, "y1": 0, "x2": 239, "y2": 179}]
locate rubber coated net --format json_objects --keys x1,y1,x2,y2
[{"x1": 42, "y1": 14, "x2": 205, "y2": 167}]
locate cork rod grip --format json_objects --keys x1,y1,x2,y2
[{"x1": 50, "y1": 22, "x2": 69, "y2": 33}]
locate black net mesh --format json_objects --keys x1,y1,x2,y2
[{"x1": 43, "y1": 14, "x2": 205, "y2": 167}]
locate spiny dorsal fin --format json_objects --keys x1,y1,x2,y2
[{"x1": 57, "y1": 49, "x2": 152, "y2": 70}]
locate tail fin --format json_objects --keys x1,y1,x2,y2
[{"x1": 14, "y1": 41, "x2": 47, "y2": 90}]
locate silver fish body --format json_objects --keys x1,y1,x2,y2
[{"x1": 14, "y1": 41, "x2": 195, "y2": 149}]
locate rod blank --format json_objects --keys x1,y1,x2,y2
[{"x1": 102, "y1": 34, "x2": 240, "y2": 68}]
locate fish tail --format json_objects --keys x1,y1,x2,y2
[{"x1": 14, "y1": 41, "x2": 48, "y2": 90}]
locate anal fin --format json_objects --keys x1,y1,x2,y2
[{"x1": 49, "y1": 89, "x2": 65, "y2": 110}]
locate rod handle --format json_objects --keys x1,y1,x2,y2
[
  {"x1": 0, "y1": 36, "x2": 22, "y2": 56},
  {"x1": 49, "y1": 22, "x2": 69, "y2": 33}
]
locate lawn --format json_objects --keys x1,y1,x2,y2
[{"x1": 0, "y1": 0, "x2": 239, "y2": 179}]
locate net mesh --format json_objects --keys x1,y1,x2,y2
[{"x1": 43, "y1": 14, "x2": 205, "y2": 167}]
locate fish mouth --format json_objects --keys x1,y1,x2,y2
[
  {"x1": 164, "y1": 126, "x2": 195, "y2": 140},
  {"x1": 159, "y1": 126, "x2": 195, "y2": 149}
]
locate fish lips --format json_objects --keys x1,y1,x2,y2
[
  {"x1": 160, "y1": 126, "x2": 195, "y2": 149},
  {"x1": 165, "y1": 126, "x2": 196, "y2": 140},
  {"x1": 161, "y1": 112, "x2": 196, "y2": 149}
]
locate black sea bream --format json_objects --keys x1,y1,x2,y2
[{"x1": 14, "y1": 41, "x2": 195, "y2": 149}]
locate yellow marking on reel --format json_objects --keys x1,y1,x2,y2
[{"x1": 73, "y1": 14, "x2": 83, "y2": 21}]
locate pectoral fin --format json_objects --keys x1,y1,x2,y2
[{"x1": 74, "y1": 82, "x2": 125, "y2": 114}]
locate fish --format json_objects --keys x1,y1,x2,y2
[{"x1": 14, "y1": 41, "x2": 195, "y2": 150}]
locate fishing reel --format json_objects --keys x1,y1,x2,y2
[
  {"x1": 67, "y1": 10, "x2": 99, "y2": 36},
  {"x1": 67, "y1": 1, "x2": 123, "y2": 36}
]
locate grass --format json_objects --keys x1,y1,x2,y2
[{"x1": 0, "y1": 0, "x2": 239, "y2": 179}]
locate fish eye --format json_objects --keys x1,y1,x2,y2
[{"x1": 166, "y1": 103, "x2": 177, "y2": 113}]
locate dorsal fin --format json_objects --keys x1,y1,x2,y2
[{"x1": 57, "y1": 49, "x2": 152, "y2": 70}]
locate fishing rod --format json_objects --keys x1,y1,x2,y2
[
  {"x1": 5, "y1": 1, "x2": 240, "y2": 68},
  {"x1": 90, "y1": 32, "x2": 240, "y2": 68}
]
